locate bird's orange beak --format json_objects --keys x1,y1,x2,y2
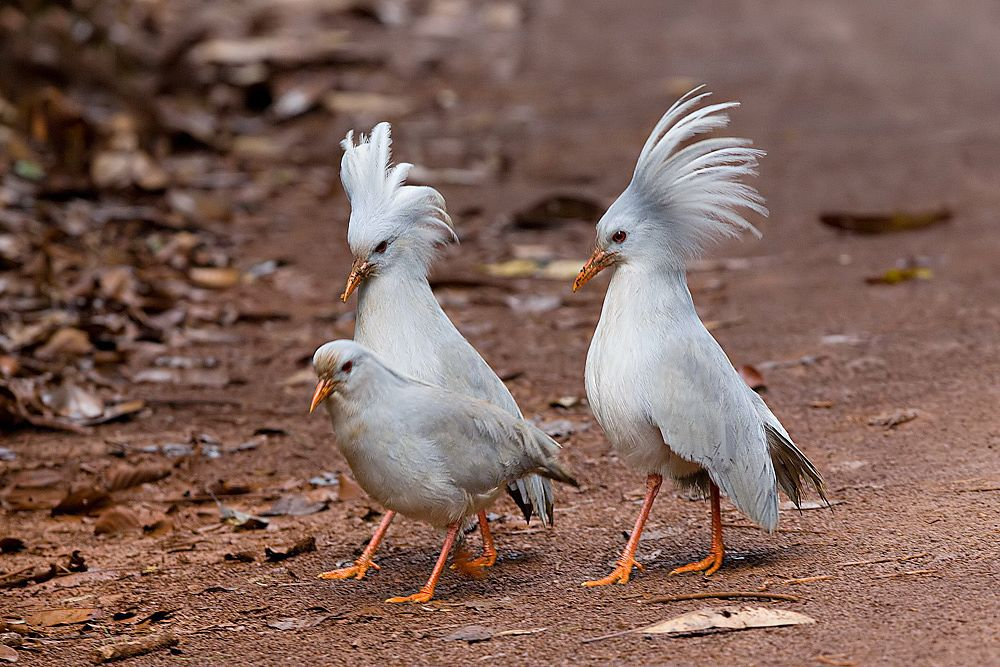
[
  {"x1": 572, "y1": 248, "x2": 617, "y2": 292},
  {"x1": 309, "y1": 378, "x2": 336, "y2": 413},
  {"x1": 340, "y1": 257, "x2": 372, "y2": 303}
]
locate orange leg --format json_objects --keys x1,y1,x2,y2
[
  {"x1": 453, "y1": 511, "x2": 497, "y2": 577},
  {"x1": 386, "y1": 522, "x2": 461, "y2": 604},
  {"x1": 670, "y1": 481, "x2": 725, "y2": 576},
  {"x1": 319, "y1": 510, "x2": 395, "y2": 580},
  {"x1": 583, "y1": 474, "x2": 662, "y2": 587}
]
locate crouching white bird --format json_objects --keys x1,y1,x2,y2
[
  {"x1": 320, "y1": 123, "x2": 554, "y2": 583},
  {"x1": 572, "y1": 87, "x2": 827, "y2": 585},
  {"x1": 309, "y1": 340, "x2": 577, "y2": 603}
]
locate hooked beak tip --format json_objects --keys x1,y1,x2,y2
[
  {"x1": 309, "y1": 379, "x2": 334, "y2": 414},
  {"x1": 572, "y1": 248, "x2": 614, "y2": 292},
  {"x1": 340, "y1": 259, "x2": 370, "y2": 303}
]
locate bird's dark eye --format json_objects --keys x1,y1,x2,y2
[
  {"x1": 611, "y1": 230, "x2": 627, "y2": 244},
  {"x1": 341, "y1": 360, "x2": 353, "y2": 373},
  {"x1": 373, "y1": 240, "x2": 389, "y2": 254}
]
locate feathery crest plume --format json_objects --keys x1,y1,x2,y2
[
  {"x1": 340, "y1": 123, "x2": 456, "y2": 256},
  {"x1": 622, "y1": 86, "x2": 767, "y2": 264}
]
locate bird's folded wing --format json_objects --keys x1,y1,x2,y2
[{"x1": 650, "y1": 336, "x2": 779, "y2": 530}]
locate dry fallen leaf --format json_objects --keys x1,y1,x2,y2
[
  {"x1": 104, "y1": 464, "x2": 171, "y2": 492},
  {"x1": 260, "y1": 494, "x2": 328, "y2": 517},
  {"x1": 738, "y1": 364, "x2": 766, "y2": 392},
  {"x1": 865, "y1": 266, "x2": 933, "y2": 285},
  {"x1": 25, "y1": 607, "x2": 101, "y2": 627},
  {"x1": 868, "y1": 408, "x2": 919, "y2": 429},
  {"x1": 443, "y1": 625, "x2": 495, "y2": 643},
  {"x1": 513, "y1": 194, "x2": 605, "y2": 229},
  {"x1": 264, "y1": 535, "x2": 317, "y2": 562},
  {"x1": 189, "y1": 267, "x2": 242, "y2": 289},
  {"x1": 51, "y1": 486, "x2": 112, "y2": 516},
  {"x1": 337, "y1": 473, "x2": 365, "y2": 501},
  {"x1": 35, "y1": 327, "x2": 93, "y2": 359},
  {"x1": 820, "y1": 209, "x2": 951, "y2": 234},
  {"x1": 0, "y1": 644, "x2": 17, "y2": 663},
  {"x1": 640, "y1": 606, "x2": 815, "y2": 636},
  {"x1": 216, "y1": 502, "x2": 269, "y2": 531},
  {"x1": 94, "y1": 507, "x2": 141, "y2": 536}
]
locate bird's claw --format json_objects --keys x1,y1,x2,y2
[
  {"x1": 385, "y1": 590, "x2": 434, "y2": 604},
  {"x1": 669, "y1": 550, "x2": 723, "y2": 577},
  {"x1": 582, "y1": 557, "x2": 643, "y2": 587},
  {"x1": 318, "y1": 558, "x2": 380, "y2": 581}
]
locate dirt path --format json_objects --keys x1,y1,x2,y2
[{"x1": 3, "y1": 1, "x2": 999, "y2": 665}]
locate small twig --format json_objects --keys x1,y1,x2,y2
[
  {"x1": 833, "y1": 552, "x2": 929, "y2": 568},
  {"x1": 780, "y1": 575, "x2": 833, "y2": 585},
  {"x1": 91, "y1": 632, "x2": 178, "y2": 663},
  {"x1": 955, "y1": 486, "x2": 1000, "y2": 493},
  {"x1": 646, "y1": 591, "x2": 801, "y2": 604},
  {"x1": 581, "y1": 627, "x2": 638, "y2": 644},
  {"x1": 872, "y1": 569, "x2": 938, "y2": 579},
  {"x1": 814, "y1": 654, "x2": 857, "y2": 666}
]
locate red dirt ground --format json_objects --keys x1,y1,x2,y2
[{"x1": 3, "y1": 1, "x2": 999, "y2": 665}]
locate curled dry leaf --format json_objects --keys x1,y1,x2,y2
[
  {"x1": 51, "y1": 486, "x2": 112, "y2": 516},
  {"x1": 35, "y1": 327, "x2": 93, "y2": 359},
  {"x1": 640, "y1": 606, "x2": 815, "y2": 636},
  {"x1": 0, "y1": 644, "x2": 16, "y2": 663},
  {"x1": 337, "y1": 473, "x2": 365, "y2": 501},
  {"x1": 217, "y1": 503, "x2": 269, "y2": 531},
  {"x1": 224, "y1": 551, "x2": 256, "y2": 563},
  {"x1": 25, "y1": 607, "x2": 101, "y2": 627},
  {"x1": 264, "y1": 535, "x2": 317, "y2": 562},
  {"x1": 865, "y1": 266, "x2": 933, "y2": 285},
  {"x1": 513, "y1": 194, "x2": 605, "y2": 230},
  {"x1": 94, "y1": 507, "x2": 141, "y2": 536},
  {"x1": 260, "y1": 494, "x2": 328, "y2": 517},
  {"x1": 820, "y1": 208, "x2": 951, "y2": 234},
  {"x1": 0, "y1": 538, "x2": 26, "y2": 554},
  {"x1": 188, "y1": 267, "x2": 242, "y2": 289},
  {"x1": 104, "y1": 464, "x2": 172, "y2": 492},
  {"x1": 868, "y1": 408, "x2": 919, "y2": 429},
  {"x1": 738, "y1": 364, "x2": 766, "y2": 392}
]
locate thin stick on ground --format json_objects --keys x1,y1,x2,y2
[
  {"x1": 833, "y1": 552, "x2": 930, "y2": 568},
  {"x1": 91, "y1": 633, "x2": 178, "y2": 664},
  {"x1": 645, "y1": 591, "x2": 801, "y2": 604}
]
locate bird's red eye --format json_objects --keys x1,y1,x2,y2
[
  {"x1": 374, "y1": 241, "x2": 388, "y2": 254},
  {"x1": 611, "y1": 230, "x2": 627, "y2": 244},
  {"x1": 341, "y1": 361, "x2": 353, "y2": 373}
]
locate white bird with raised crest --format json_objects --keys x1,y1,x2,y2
[
  {"x1": 572, "y1": 88, "x2": 827, "y2": 586},
  {"x1": 309, "y1": 340, "x2": 577, "y2": 603},
  {"x1": 318, "y1": 123, "x2": 555, "y2": 583}
]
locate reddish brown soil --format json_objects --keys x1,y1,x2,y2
[{"x1": 3, "y1": 1, "x2": 999, "y2": 665}]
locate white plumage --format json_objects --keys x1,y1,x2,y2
[
  {"x1": 575, "y1": 88, "x2": 826, "y2": 585},
  {"x1": 310, "y1": 340, "x2": 576, "y2": 602},
  {"x1": 339, "y1": 123, "x2": 553, "y2": 525}
]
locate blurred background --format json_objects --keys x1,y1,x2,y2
[{"x1": 1, "y1": 1, "x2": 997, "y2": 664}]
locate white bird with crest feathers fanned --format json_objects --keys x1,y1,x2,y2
[
  {"x1": 317, "y1": 123, "x2": 554, "y2": 583},
  {"x1": 572, "y1": 87, "x2": 827, "y2": 586}
]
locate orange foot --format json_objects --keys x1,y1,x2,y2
[
  {"x1": 669, "y1": 550, "x2": 723, "y2": 577},
  {"x1": 451, "y1": 548, "x2": 497, "y2": 579},
  {"x1": 318, "y1": 558, "x2": 380, "y2": 581},
  {"x1": 582, "y1": 557, "x2": 644, "y2": 587},
  {"x1": 385, "y1": 589, "x2": 434, "y2": 604}
]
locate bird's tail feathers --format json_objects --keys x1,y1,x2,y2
[
  {"x1": 765, "y1": 424, "x2": 828, "y2": 508},
  {"x1": 625, "y1": 86, "x2": 767, "y2": 265}
]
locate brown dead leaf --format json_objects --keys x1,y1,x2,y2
[
  {"x1": 104, "y1": 464, "x2": 171, "y2": 492},
  {"x1": 337, "y1": 473, "x2": 365, "y2": 501},
  {"x1": 41, "y1": 381, "x2": 105, "y2": 421},
  {"x1": 443, "y1": 625, "x2": 495, "y2": 643},
  {"x1": 640, "y1": 606, "x2": 815, "y2": 636},
  {"x1": 738, "y1": 364, "x2": 766, "y2": 392},
  {"x1": 0, "y1": 644, "x2": 16, "y2": 663},
  {"x1": 1, "y1": 537, "x2": 26, "y2": 554},
  {"x1": 217, "y1": 503, "x2": 269, "y2": 531},
  {"x1": 35, "y1": 328, "x2": 93, "y2": 359},
  {"x1": 513, "y1": 194, "x2": 605, "y2": 229},
  {"x1": 94, "y1": 507, "x2": 141, "y2": 536},
  {"x1": 868, "y1": 408, "x2": 919, "y2": 429},
  {"x1": 264, "y1": 535, "x2": 317, "y2": 562},
  {"x1": 51, "y1": 486, "x2": 112, "y2": 516},
  {"x1": 820, "y1": 209, "x2": 951, "y2": 234},
  {"x1": 189, "y1": 267, "x2": 242, "y2": 289},
  {"x1": 25, "y1": 607, "x2": 101, "y2": 627},
  {"x1": 260, "y1": 494, "x2": 328, "y2": 517}
]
